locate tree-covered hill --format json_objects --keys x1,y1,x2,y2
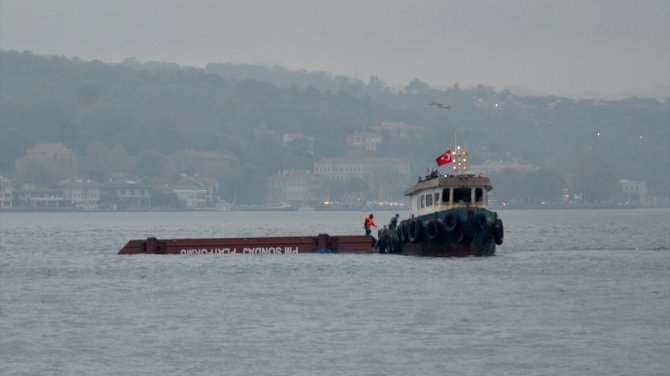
[{"x1": 1, "y1": 50, "x2": 668, "y2": 202}]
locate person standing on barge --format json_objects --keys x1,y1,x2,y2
[{"x1": 364, "y1": 213, "x2": 376, "y2": 236}]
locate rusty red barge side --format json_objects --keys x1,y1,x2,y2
[{"x1": 118, "y1": 233, "x2": 376, "y2": 255}]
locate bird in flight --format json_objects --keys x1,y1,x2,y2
[{"x1": 429, "y1": 102, "x2": 451, "y2": 109}]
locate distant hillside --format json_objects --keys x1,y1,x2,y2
[{"x1": 1, "y1": 50, "x2": 668, "y2": 202}]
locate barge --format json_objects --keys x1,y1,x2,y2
[{"x1": 118, "y1": 233, "x2": 375, "y2": 255}]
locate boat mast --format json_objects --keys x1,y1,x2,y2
[
  {"x1": 451, "y1": 145, "x2": 469, "y2": 175},
  {"x1": 431, "y1": 102, "x2": 469, "y2": 175}
]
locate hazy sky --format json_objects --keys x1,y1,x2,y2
[{"x1": 1, "y1": 0, "x2": 668, "y2": 99}]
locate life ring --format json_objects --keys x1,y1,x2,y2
[
  {"x1": 493, "y1": 219, "x2": 504, "y2": 245},
  {"x1": 425, "y1": 220, "x2": 439, "y2": 240},
  {"x1": 407, "y1": 219, "x2": 423, "y2": 243},
  {"x1": 443, "y1": 213, "x2": 457, "y2": 232},
  {"x1": 475, "y1": 214, "x2": 487, "y2": 230}
]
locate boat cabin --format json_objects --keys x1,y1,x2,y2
[{"x1": 404, "y1": 174, "x2": 493, "y2": 217}]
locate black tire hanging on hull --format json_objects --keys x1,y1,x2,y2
[
  {"x1": 493, "y1": 219, "x2": 504, "y2": 245},
  {"x1": 407, "y1": 219, "x2": 423, "y2": 243},
  {"x1": 398, "y1": 222, "x2": 406, "y2": 243},
  {"x1": 443, "y1": 213, "x2": 457, "y2": 232},
  {"x1": 425, "y1": 220, "x2": 439, "y2": 240}
]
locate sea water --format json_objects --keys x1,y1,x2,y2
[{"x1": 0, "y1": 209, "x2": 668, "y2": 376}]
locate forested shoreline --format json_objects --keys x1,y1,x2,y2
[{"x1": 1, "y1": 50, "x2": 668, "y2": 205}]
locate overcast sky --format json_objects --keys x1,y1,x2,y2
[{"x1": 1, "y1": 0, "x2": 668, "y2": 99}]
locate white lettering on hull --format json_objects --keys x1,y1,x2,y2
[{"x1": 179, "y1": 246, "x2": 299, "y2": 255}]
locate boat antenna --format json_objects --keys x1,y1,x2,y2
[
  {"x1": 451, "y1": 145, "x2": 469, "y2": 174},
  {"x1": 454, "y1": 131, "x2": 457, "y2": 154}
]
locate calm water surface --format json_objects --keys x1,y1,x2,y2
[{"x1": 1, "y1": 209, "x2": 669, "y2": 376}]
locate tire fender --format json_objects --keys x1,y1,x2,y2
[
  {"x1": 425, "y1": 220, "x2": 439, "y2": 240},
  {"x1": 443, "y1": 213, "x2": 457, "y2": 232},
  {"x1": 493, "y1": 219, "x2": 504, "y2": 245},
  {"x1": 407, "y1": 219, "x2": 423, "y2": 243}
]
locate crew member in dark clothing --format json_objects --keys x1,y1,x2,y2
[{"x1": 389, "y1": 213, "x2": 399, "y2": 230}]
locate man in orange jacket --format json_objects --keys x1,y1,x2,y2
[{"x1": 364, "y1": 213, "x2": 377, "y2": 236}]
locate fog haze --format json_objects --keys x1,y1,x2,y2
[{"x1": 1, "y1": 0, "x2": 668, "y2": 99}]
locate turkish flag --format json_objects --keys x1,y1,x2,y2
[{"x1": 435, "y1": 150, "x2": 452, "y2": 166}]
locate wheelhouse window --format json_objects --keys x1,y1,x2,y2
[
  {"x1": 426, "y1": 193, "x2": 433, "y2": 206},
  {"x1": 453, "y1": 188, "x2": 471, "y2": 203},
  {"x1": 474, "y1": 188, "x2": 484, "y2": 202},
  {"x1": 442, "y1": 189, "x2": 450, "y2": 203},
  {"x1": 420, "y1": 195, "x2": 425, "y2": 208},
  {"x1": 434, "y1": 192, "x2": 440, "y2": 204}
]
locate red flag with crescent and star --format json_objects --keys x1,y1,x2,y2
[{"x1": 435, "y1": 150, "x2": 453, "y2": 166}]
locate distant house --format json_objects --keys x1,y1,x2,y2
[
  {"x1": 15, "y1": 143, "x2": 78, "y2": 183},
  {"x1": 0, "y1": 177, "x2": 13, "y2": 209},
  {"x1": 172, "y1": 176, "x2": 208, "y2": 210},
  {"x1": 314, "y1": 157, "x2": 409, "y2": 184},
  {"x1": 619, "y1": 180, "x2": 647, "y2": 206},
  {"x1": 14, "y1": 186, "x2": 65, "y2": 209},
  {"x1": 192, "y1": 176, "x2": 220, "y2": 207},
  {"x1": 59, "y1": 178, "x2": 102, "y2": 210},
  {"x1": 265, "y1": 170, "x2": 321, "y2": 205},
  {"x1": 313, "y1": 157, "x2": 410, "y2": 200},
  {"x1": 346, "y1": 131, "x2": 382, "y2": 152},
  {"x1": 101, "y1": 175, "x2": 151, "y2": 210}
]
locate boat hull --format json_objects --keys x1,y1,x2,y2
[
  {"x1": 398, "y1": 238, "x2": 495, "y2": 257},
  {"x1": 376, "y1": 207, "x2": 503, "y2": 257}
]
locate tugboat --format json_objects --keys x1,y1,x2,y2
[{"x1": 376, "y1": 145, "x2": 503, "y2": 257}]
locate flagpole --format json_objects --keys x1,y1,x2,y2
[{"x1": 430, "y1": 101, "x2": 454, "y2": 174}]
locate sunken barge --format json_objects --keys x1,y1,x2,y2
[{"x1": 118, "y1": 233, "x2": 375, "y2": 255}]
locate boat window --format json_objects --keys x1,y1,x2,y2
[
  {"x1": 420, "y1": 195, "x2": 425, "y2": 208},
  {"x1": 442, "y1": 189, "x2": 450, "y2": 203},
  {"x1": 474, "y1": 188, "x2": 484, "y2": 202},
  {"x1": 434, "y1": 192, "x2": 440, "y2": 204},
  {"x1": 426, "y1": 193, "x2": 433, "y2": 206},
  {"x1": 453, "y1": 188, "x2": 471, "y2": 203}
]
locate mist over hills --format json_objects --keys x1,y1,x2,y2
[{"x1": 1, "y1": 50, "x2": 668, "y2": 204}]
